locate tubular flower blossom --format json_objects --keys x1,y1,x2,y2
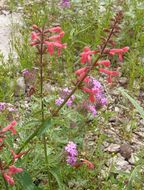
[
  {"x1": 8, "y1": 165, "x2": 23, "y2": 175},
  {"x1": 48, "y1": 26, "x2": 62, "y2": 33},
  {"x1": 80, "y1": 78, "x2": 107, "y2": 116},
  {"x1": 31, "y1": 32, "x2": 40, "y2": 41},
  {"x1": 3, "y1": 165, "x2": 23, "y2": 186},
  {"x1": 80, "y1": 47, "x2": 96, "y2": 64},
  {"x1": 109, "y1": 46, "x2": 129, "y2": 62},
  {"x1": 55, "y1": 87, "x2": 75, "y2": 107},
  {"x1": 99, "y1": 68, "x2": 119, "y2": 83},
  {"x1": 0, "y1": 121, "x2": 17, "y2": 150},
  {"x1": 0, "y1": 122, "x2": 27, "y2": 186},
  {"x1": 97, "y1": 60, "x2": 111, "y2": 67},
  {"x1": 75, "y1": 67, "x2": 90, "y2": 83},
  {"x1": 3, "y1": 173, "x2": 15, "y2": 186},
  {"x1": 31, "y1": 25, "x2": 66, "y2": 57},
  {"x1": 65, "y1": 141, "x2": 78, "y2": 166}
]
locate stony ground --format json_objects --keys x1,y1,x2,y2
[{"x1": 0, "y1": 1, "x2": 144, "y2": 187}]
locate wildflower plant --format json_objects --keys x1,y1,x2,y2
[
  {"x1": 0, "y1": 121, "x2": 27, "y2": 187},
  {"x1": 1, "y1": 9, "x2": 130, "y2": 188}
]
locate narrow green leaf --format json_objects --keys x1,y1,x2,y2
[
  {"x1": 49, "y1": 169, "x2": 64, "y2": 190},
  {"x1": 118, "y1": 87, "x2": 144, "y2": 119}
]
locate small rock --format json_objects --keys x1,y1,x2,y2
[
  {"x1": 108, "y1": 154, "x2": 131, "y2": 172},
  {"x1": 15, "y1": 77, "x2": 26, "y2": 96},
  {"x1": 128, "y1": 153, "x2": 139, "y2": 164},
  {"x1": 105, "y1": 144, "x2": 120, "y2": 152},
  {"x1": 109, "y1": 117, "x2": 117, "y2": 123},
  {"x1": 120, "y1": 144, "x2": 132, "y2": 160},
  {"x1": 116, "y1": 156, "x2": 131, "y2": 171},
  {"x1": 17, "y1": 77, "x2": 25, "y2": 89},
  {"x1": 115, "y1": 107, "x2": 120, "y2": 112},
  {"x1": 43, "y1": 82, "x2": 56, "y2": 93},
  {"x1": 119, "y1": 77, "x2": 128, "y2": 85},
  {"x1": 139, "y1": 119, "x2": 144, "y2": 126},
  {"x1": 111, "y1": 90, "x2": 119, "y2": 96}
]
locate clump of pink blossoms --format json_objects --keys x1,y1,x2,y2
[
  {"x1": 0, "y1": 102, "x2": 16, "y2": 112},
  {"x1": 55, "y1": 87, "x2": 75, "y2": 107},
  {"x1": 60, "y1": 0, "x2": 71, "y2": 8},
  {"x1": 65, "y1": 141, "x2": 78, "y2": 166}
]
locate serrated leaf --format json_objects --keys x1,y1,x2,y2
[
  {"x1": 16, "y1": 171, "x2": 41, "y2": 190},
  {"x1": 37, "y1": 119, "x2": 52, "y2": 136}
]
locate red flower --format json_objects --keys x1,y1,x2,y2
[
  {"x1": 82, "y1": 87, "x2": 97, "y2": 102},
  {"x1": 44, "y1": 41, "x2": 54, "y2": 55},
  {"x1": 75, "y1": 67, "x2": 88, "y2": 75},
  {"x1": 44, "y1": 41, "x2": 66, "y2": 56},
  {"x1": 48, "y1": 31, "x2": 65, "y2": 41},
  {"x1": 31, "y1": 32, "x2": 40, "y2": 41},
  {"x1": 80, "y1": 47, "x2": 96, "y2": 64},
  {"x1": 8, "y1": 165, "x2": 23, "y2": 175},
  {"x1": 2, "y1": 121, "x2": 17, "y2": 135},
  {"x1": 2, "y1": 166, "x2": 23, "y2": 186},
  {"x1": 30, "y1": 41, "x2": 40, "y2": 46},
  {"x1": 80, "y1": 159, "x2": 95, "y2": 169},
  {"x1": 0, "y1": 138, "x2": 3, "y2": 143},
  {"x1": 48, "y1": 26, "x2": 62, "y2": 33},
  {"x1": 75, "y1": 67, "x2": 90, "y2": 83},
  {"x1": 3, "y1": 173, "x2": 14, "y2": 186},
  {"x1": 97, "y1": 60, "x2": 111, "y2": 67},
  {"x1": 109, "y1": 46, "x2": 129, "y2": 62},
  {"x1": 99, "y1": 68, "x2": 119, "y2": 83}
]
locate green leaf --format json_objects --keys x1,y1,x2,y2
[
  {"x1": 16, "y1": 171, "x2": 42, "y2": 190},
  {"x1": 37, "y1": 118, "x2": 52, "y2": 136},
  {"x1": 118, "y1": 87, "x2": 144, "y2": 119},
  {"x1": 49, "y1": 169, "x2": 64, "y2": 190}
]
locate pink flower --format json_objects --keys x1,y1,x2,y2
[
  {"x1": 3, "y1": 173, "x2": 15, "y2": 186},
  {"x1": 82, "y1": 88, "x2": 97, "y2": 102},
  {"x1": 99, "y1": 68, "x2": 119, "y2": 83},
  {"x1": 30, "y1": 41, "x2": 40, "y2": 46},
  {"x1": 75, "y1": 67, "x2": 88, "y2": 75},
  {"x1": 48, "y1": 31, "x2": 65, "y2": 41},
  {"x1": 2, "y1": 166, "x2": 23, "y2": 186},
  {"x1": 75, "y1": 67, "x2": 90, "y2": 82},
  {"x1": 97, "y1": 60, "x2": 111, "y2": 67},
  {"x1": 48, "y1": 26, "x2": 62, "y2": 33},
  {"x1": 44, "y1": 41, "x2": 66, "y2": 56},
  {"x1": 31, "y1": 32, "x2": 40, "y2": 41},
  {"x1": 109, "y1": 46, "x2": 129, "y2": 62},
  {"x1": 44, "y1": 41, "x2": 54, "y2": 55},
  {"x1": 0, "y1": 138, "x2": 3, "y2": 143},
  {"x1": 2, "y1": 120, "x2": 17, "y2": 135},
  {"x1": 80, "y1": 47, "x2": 96, "y2": 64},
  {"x1": 8, "y1": 165, "x2": 23, "y2": 175}
]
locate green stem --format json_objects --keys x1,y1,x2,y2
[
  {"x1": 3, "y1": 176, "x2": 9, "y2": 190},
  {"x1": 40, "y1": 27, "x2": 48, "y2": 164}
]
